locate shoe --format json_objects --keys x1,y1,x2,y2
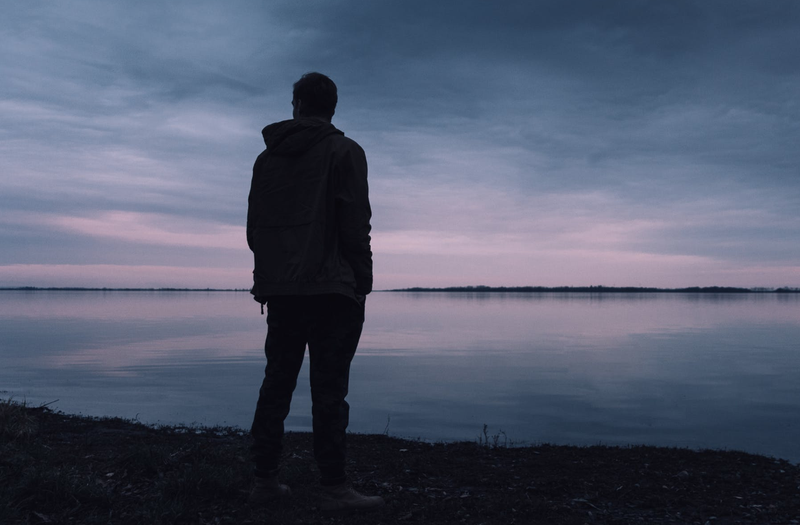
[
  {"x1": 247, "y1": 474, "x2": 291, "y2": 506},
  {"x1": 319, "y1": 483, "x2": 385, "y2": 513}
]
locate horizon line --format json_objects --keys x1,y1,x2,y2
[{"x1": 2, "y1": 285, "x2": 799, "y2": 293}]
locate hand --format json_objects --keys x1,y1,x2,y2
[{"x1": 249, "y1": 286, "x2": 267, "y2": 305}]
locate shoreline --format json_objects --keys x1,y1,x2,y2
[
  {"x1": 2, "y1": 401, "x2": 798, "y2": 524},
  {"x1": 390, "y1": 286, "x2": 800, "y2": 294},
  {"x1": 3, "y1": 285, "x2": 799, "y2": 293}
]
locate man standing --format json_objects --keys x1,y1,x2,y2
[{"x1": 246, "y1": 72, "x2": 383, "y2": 513}]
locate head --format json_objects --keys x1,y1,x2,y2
[{"x1": 292, "y1": 72, "x2": 337, "y2": 121}]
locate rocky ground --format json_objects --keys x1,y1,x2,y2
[{"x1": 1, "y1": 400, "x2": 798, "y2": 524}]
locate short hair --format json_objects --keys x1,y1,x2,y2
[{"x1": 293, "y1": 72, "x2": 338, "y2": 119}]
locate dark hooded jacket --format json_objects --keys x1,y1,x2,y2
[{"x1": 247, "y1": 118, "x2": 372, "y2": 302}]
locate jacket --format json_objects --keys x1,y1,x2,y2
[{"x1": 247, "y1": 117, "x2": 372, "y2": 302}]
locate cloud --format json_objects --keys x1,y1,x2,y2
[
  {"x1": 43, "y1": 211, "x2": 245, "y2": 250},
  {"x1": 1, "y1": 0, "x2": 799, "y2": 288},
  {"x1": 0, "y1": 264, "x2": 248, "y2": 289}
]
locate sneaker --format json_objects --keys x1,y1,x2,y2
[
  {"x1": 319, "y1": 483, "x2": 385, "y2": 513},
  {"x1": 247, "y1": 474, "x2": 291, "y2": 507}
]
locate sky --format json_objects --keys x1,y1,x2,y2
[{"x1": 1, "y1": 0, "x2": 799, "y2": 290}]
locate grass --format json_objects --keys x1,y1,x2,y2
[
  {"x1": 0, "y1": 398, "x2": 39, "y2": 441},
  {"x1": 1, "y1": 400, "x2": 799, "y2": 524}
]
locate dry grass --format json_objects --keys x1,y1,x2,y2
[{"x1": 0, "y1": 398, "x2": 39, "y2": 441}]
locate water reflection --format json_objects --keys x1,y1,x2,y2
[{"x1": 1, "y1": 290, "x2": 798, "y2": 462}]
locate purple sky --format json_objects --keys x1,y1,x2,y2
[{"x1": 2, "y1": 1, "x2": 799, "y2": 289}]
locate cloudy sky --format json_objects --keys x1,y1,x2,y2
[{"x1": 1, "y1": 1, "x2": 798, "y2": 289}]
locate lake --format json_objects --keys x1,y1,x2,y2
[{"x1": 1, "y1": 290, "x2": 799, "y2": 462}]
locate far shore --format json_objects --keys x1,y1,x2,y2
[
  {"x1": 2, "y1": 285, "x2": 799, "y2": 293},
  {"x1": 0, "y1": 286, "x2": 251, "y2": 292},
  {"x1": 390, "y1": 285, "x2": 800, "y2": 293}
]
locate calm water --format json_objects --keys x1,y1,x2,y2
[{"x1": 1, "y1": 290, "x2": 799, "y2": 462}]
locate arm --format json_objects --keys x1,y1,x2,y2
[
  {"x1": 336, "y1": 142, "x2": 373, "y2": 295},
  {"x1": 246, "y1": 151, "x2": 268, "y2": 253}
]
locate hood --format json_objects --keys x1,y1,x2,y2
[{"x1": 262, "y1": 118, "x2": 343, "y2": 156}]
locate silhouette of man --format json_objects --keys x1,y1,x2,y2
[{"x1": 246, "y1": 72, "x2": 383, "y2": 512}]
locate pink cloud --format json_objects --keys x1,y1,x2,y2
[
  {"x1": 0, "y1": 264, "x2": 250, "y2": 289},
  {"x1": 45, "y1": 211, "x2": 247, "y2": 250}
]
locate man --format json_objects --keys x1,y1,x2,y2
[{"x1": 246, "y1": 72, "x2": 383, "y2": 513}]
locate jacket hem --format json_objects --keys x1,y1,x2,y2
[{"x1": 253, "y1": 282, "x2": 357, "y2": 301}]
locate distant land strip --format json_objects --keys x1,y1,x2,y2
[
  {"x1": 0, "y1": 287, "x2": 250, "y2": 292},
  {"x1": 389, "y1": 285, "x2": 800, "y2": 293},
  {"x1": 2, "y1": 286, "x2": 799, "y2": 293}
]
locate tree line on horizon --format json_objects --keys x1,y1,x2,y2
[
  {"x1": 2, "y1": 285, "x2": 799, "y2": 293},
  {"x1": 0, "y1": 287, "x2": 250, "y2": 292},
  {"x1": 391, "y1": 285, "x2": 800, "y2": 293}
]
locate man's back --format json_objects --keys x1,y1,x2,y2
[{"x1": 247, "y1": 117, "x2": 372, "y2": 301}]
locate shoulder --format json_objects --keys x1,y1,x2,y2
[
  {"x1": 253, "y1": 149, "x2": 269, "y2": 169},
  {"x1": 329, "y1": 130, "x2": 363, "y2": 150},
  {"x1": 330, "y1": 134, "x2": 366, "y2": 162}
]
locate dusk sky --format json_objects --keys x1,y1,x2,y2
[{"x1": 2, "y1": 1, "x2": 799, "y2": 290}]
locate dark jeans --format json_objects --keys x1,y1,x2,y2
[{"x1": 250, "y1": 293, "x2": 365, "y2": 485}]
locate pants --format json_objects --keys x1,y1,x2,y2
[{"x1": 250, "y1": 293, "x2": 365, "y2": 485}]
